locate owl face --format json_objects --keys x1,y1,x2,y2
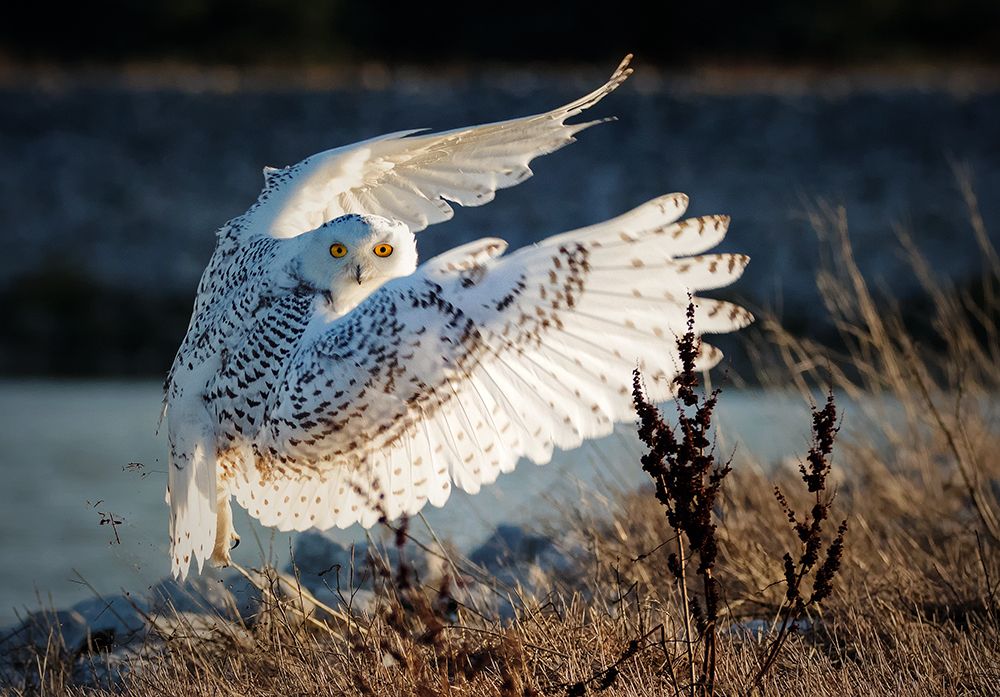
[{"x1": 294, "y1": 214, "x2": 418, "y2": 314}]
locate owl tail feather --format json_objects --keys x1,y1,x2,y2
[{"x1": 166, "y1": 431, "x2": 217, "y2": 581}]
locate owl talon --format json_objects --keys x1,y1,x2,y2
[
  {"x1": 231, "y1": 534, "x2": 241, "y2": 550},
  {"x1": 210, "y1": 548, "x2": 232, "y2": 568}
]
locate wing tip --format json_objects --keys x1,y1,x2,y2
[
  {"x1": 651, "y1": 192, "x2": 691, "y2": 215},
  {"x1": 610, "y1": 52, "x2": 635, "y2": 86},
  {"x1": 559, "y1": 53, "x2": 635, "y2": 120}
]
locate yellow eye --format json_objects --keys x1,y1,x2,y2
[
  {"x1": 373, "y1": 243, "x2": 394, "y2": 258},
  {"x1": 329, "y1": 243, "x2": 347, "y2": 258}
]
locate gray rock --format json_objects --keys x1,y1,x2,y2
[
  {"x1": 62, "y1": 595, "x2": 148, "y2": 655},
  {"x1": 468, "y1": 524, "x2": 573, "y2": 589},
  {"x1": 470, "y1": 525, "x2": 555, "y2": 571},
  {"x1": 70, "y1": 648, "x2": 133, "y2": 691},
  {"x1": 147, "y1": 575, "x2": 239, "y2": 618},
  {"x1": 285, "y1": 531, "x2": 364, "y2": 595},
  {"x1": 0, "y1": 609, "x2": 85, "y2": 691},
  {"x1": 0, "y1": 608, "x2": 86, "y2": 655},
  {"x1": 0, "y1": 597, "x2": 146, "y2": 691},
  {"x1": 285, "y1": 530, "x2": 427, "y2": 597},
  {"x1": 226, "y1": 567, "x2": 318, "y2": 630},
  {"x1": 727, "y1": 617, "x2": 813, "y2": 640},
  {"x1": 310, "y1": 584, "x2": 376, "y2": 617},
  {"x1": 397, "y1": 525, "x2": 570, "y2": 620},
  {"x1": 149, "y1": 611, "x2": 252, "y2": 647}
]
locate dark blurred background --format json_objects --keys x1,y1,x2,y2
[
  {"x1": 1, "y1": 1, "x2": 999, "y2": 378},
  {"x1": 4, "y1": 0, "x2": 1000, "y2": 66}
]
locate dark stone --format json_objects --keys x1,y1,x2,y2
[{"x1": 469, "y1": 524, "x2": 559, "y2": 573}]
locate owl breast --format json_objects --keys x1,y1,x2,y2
[{"x1": 204, "y1": 286, "x2": 320, "y2": 479}]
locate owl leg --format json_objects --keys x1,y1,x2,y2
[{"x1": 210, "y1": 491, "x2": 239, "y2": 567}]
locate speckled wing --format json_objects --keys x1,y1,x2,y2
[
  {"x1": 227, "y1": 194, "x2": 753, "y2": 531},
  {"x1": 233, "y1": 56, "x2": 633, "y2": 240},
  {"x1": 164, "y1": 55, "x2": 631, "y2": 407}
]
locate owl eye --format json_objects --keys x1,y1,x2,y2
[
  {"x1": 329, "y1": 243, "x2": 348, "y2": 258},
  {"x1": 373, "y1": 243, "x2": 394, "y2": 258}
]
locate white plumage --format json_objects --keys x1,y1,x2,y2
[{"x1": 164, "y1": 56, "x2": 753, "y2": 580}]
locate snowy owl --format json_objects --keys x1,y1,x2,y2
[{"x1": 164, "y1": 56, "x2": 753, "y2": 579}]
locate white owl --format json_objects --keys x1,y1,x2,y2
[{"x1": 164, "y1": 56, "x2": 752, "y2": 580}]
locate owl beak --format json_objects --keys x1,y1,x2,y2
[{"x1": 354, "y1": 264, "x2": 363, "y2": 284}]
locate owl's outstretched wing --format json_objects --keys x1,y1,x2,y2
[
  {"x1": 228, "y1": 194, "x2": 752, "y2": 531},
  {"x1": 233, "y1": 56, "x2": 633, "y2": 240}
]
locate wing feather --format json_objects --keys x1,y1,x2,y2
[
  {"x1": 227, "y1": 193, "x2": 751, "y2": 531},
  {"x1": 232, "y1": 56, "x2": 633, "y2": 240}
]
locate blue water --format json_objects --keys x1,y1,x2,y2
[{"x1": 0, "y1": 379, "x2": 844, "y2": 625}]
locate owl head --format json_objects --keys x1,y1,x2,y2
[{"x1": 291, "y1": 213, "x2": 418, "y2": 315}]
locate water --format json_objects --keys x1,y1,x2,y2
[
  {"x1": 0, "y1": 380, "x2": 832, "y2": 625},
  {"x1": 2, "y1": 77, "x2": 999, "y2": 375}
]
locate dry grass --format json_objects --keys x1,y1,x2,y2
[{"x1": 4, "y1": 182, "x2": 999, "y2": 695}]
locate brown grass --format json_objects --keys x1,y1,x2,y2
[{"x1": 4, "y1": 183, "x2": 999, "y2": 695}]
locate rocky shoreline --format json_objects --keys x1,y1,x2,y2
[{"x1": 0, "y1": 525, "x2": 568, "y2": 690}]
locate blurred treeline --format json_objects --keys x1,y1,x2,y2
[{"x1": 3, "y1": 0, "x2": 1000, "y2": 65}]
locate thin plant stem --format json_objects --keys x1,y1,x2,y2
[{"x1": 675, "y1": 534, "x2": 697, "y2": 697}]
